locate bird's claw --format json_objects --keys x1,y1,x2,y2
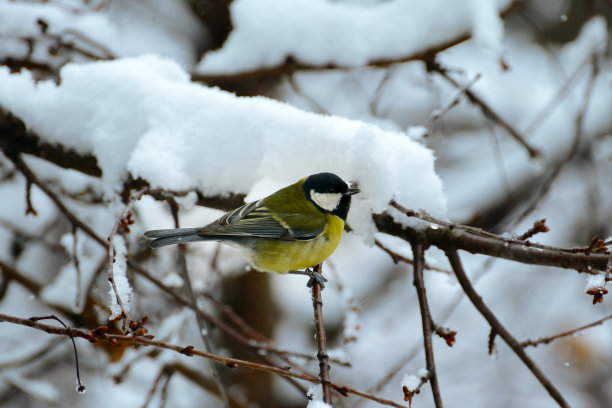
[{"x1": 289, "y1": 269, "x2": 328, "y2": 289}]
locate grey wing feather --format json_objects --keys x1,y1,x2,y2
[{"x1": 201, "y1": 200, "x2": 322, "y2": 240}]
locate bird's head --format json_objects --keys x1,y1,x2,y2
[{"x1": 302, "y1": 172, "x2": 359, "y2": 220}]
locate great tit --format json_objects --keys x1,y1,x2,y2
[{"x1": 144, "y1": 173, "x2": 359, "y2": 285}]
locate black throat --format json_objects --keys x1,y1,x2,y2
[{"x1": 333, "y1": 195, "x2": 352, "y2": 221}]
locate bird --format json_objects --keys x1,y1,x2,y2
[{"x1": 144, "y1": 172, "x2": 359, "y2": 286}]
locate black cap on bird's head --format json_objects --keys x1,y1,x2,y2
[{"x1": 302, "y1": 172, "x2": 360, "y2": 221}]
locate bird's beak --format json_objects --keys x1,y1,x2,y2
[{"x1": 345, "y1": 188, "x2": 360, "y2": 196}]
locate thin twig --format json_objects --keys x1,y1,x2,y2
[
  {"x1": 445, "y1": 250, "x2": 570, "y2": 408},
  {"x1": 311, "y1": 264, "x2": 332, "y2": 404},
  {"x1": 521, "y1": 313, "x2": 612, "y2": 348},
  {"x1": 0, "y1": 313, "x2": 408, "y2": 408},
  {"x1": 431, "y1": 62, "x2": 540, "y2": 158},
  {"x1": 428, "y1": 73, "x2": 481, "y2": 133},
  {"x1": 28, "y1": 315, "x2": 85, "y2": 393},
  {"x1": 411, "y1": 243, "x2": 443, "y2": 408}
]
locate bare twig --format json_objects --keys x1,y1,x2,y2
[
  {"x1": 445, "y1": 250, "x2": 570, "y2": 408},
  {"x1": 521, "y1": 313, "x2": 612, "y2": 348},
  {"x1": 518, "y1": 219, "x2": 550, "y2": 241},
  {"x1": 28, "y1": 315, "x2": 85, "y2": 393},
  {"x1": 0, "y1": 313, "x2": 408, "y2": 408},
  {"x1": 411, "y1": 243, "x2": 444, "y2": 408},
  {"x1": 430, "y1": 62, "x2": 540, "y2": 158},
  {"x1": 311, "y1": 264, "x2": 332, "y2": 404},
  {"x1": 428, "y1": 73, "x2": 481, "y2": 133}
]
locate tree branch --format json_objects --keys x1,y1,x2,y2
[
  {"x1": 411, "y1": 243, "x2": 444, "y2": 408},
  {"x1": 0, "y1": 313, "x2": 408, "y2": 408},
  {"x1": 445, "y1": 250, "x2": 570, "y2": 408},
  {"x1": 373, "y1": 211, "x2": 609, "y2": 273},
  {"x1": 311, "y1": 264, "x2": 332, "y2": 404}
]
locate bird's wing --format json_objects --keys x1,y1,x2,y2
[{"x1": 199, "y1": 199, "x2": 325, "y2": 240}]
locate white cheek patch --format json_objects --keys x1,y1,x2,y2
[{"x1": 310, "y1": 190, "x2": 342, "y2": 212}]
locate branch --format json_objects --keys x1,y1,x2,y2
[
  {"x1": 445, "y1": 250, "x2": 570, "y2": 408},
  {"x1": 373, "y1": 208, "x2": 610, "y2": 273},
  {"x1": 311, "y1": 264, "x2": 332, "y2": 404},
  {"x1": 0, "y1": 313, "x2": 408, "y2": 408},
  {"x1": 411, "y1": 243, "x2": 444, "y2": 408},
  {"x1": 0, "y1": 107, "x2": 101, "y2": 177},
  {"x1": 521, "y1": 313, "x2": 612, "y2": 348}
]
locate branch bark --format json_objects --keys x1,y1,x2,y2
[
  {"x1": 445, "y1": 250, "x2": 570, "y2": 408},
  {"x1": 312, "y1": 264, "x2": 332, "y2": 404},
  {"x1": 411, "y1": 243, "x2": 443, "y2": 408},
  {"x1": 373, "y1": 213, "x2": 609, "y2": 273}
]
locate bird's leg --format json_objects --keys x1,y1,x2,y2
[{"x1": 289, "y1": 268, "x2": 327, "y2": 288}]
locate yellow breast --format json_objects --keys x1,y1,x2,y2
[{"x1": 249, "y1": 214, "x2": 344, "y2": 273}]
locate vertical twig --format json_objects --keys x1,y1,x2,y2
[
  {"x1": 411, "y1": 243, "x2": 444, "y2": 408},
  {"x1": 312, "y1": 263, "x2": 332, "y2": 404},
  {"x1": 445, "y1": 249, "x2": 570, "y2": 408}
]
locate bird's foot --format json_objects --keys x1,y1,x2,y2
[{"x1": 289, "y1": 269, "x2": 327, "y2": 289}]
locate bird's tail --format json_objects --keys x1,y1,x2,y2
[{"x1": 144, "y1": 228, "x2": 207, "y2": 248}]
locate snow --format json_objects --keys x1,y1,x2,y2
[
  {"x1": 585, "y1": 273, "x2": 606, "y2": 292},
  {"x1": 197, "y1": 0, "x2": 514, "y2": 74},
  {"x1": 306, "y1": 384, "x2": 331, "y2": 408},
  {"x1": 108, "y1": 235, "x2": 132, "y2": 320},
  {"x1": 0, "y1": 55, "x2": 447, "y2": 237},
  {"x1": 0, "y1": 0, "x2": 207, "y2": 66},
  {"x1": 401, "y1": 374, "x2": 420, "y2": 392}
]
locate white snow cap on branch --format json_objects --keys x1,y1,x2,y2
[
  {"x1": 0, "y1": 55, "x2": 446, "y2": 237},
  {"x1": 585, "y1": 273, "x2": 606, "y2": 292},
  {"x1": 401, "y1": 368, "x2": 429, "y2": 391},
  {"x1": 197, "y1": 0, "x2": 512, "y2": 74},
  {"x1": 108, "y1": 235, "x2": 132, "y2": 320}
]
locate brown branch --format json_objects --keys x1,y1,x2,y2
[
  {"x1": 521, "y1": 313, "x2": 612, "y2": 348},
  {"x1": 411, "y1": 243, "x2": 444, "y2": 408},
  {"x1": 374, "y1": 208, "x2": 609, "y2": 273},
  {"x1": 445, "y1": 250, "x2": 570, "y2": 408},
  {"x1": 0, "y1": 313, "x2": 408, "y2": 408},
  {"x1": 517, "y1": 219, "x2": 549, "y2": 241},
  {"x1": 0, "y1": 107, "x2": 102, "y2": 177},
  {"x1": 311, "y1": 264, "x2": 332, "y2": 404}
]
